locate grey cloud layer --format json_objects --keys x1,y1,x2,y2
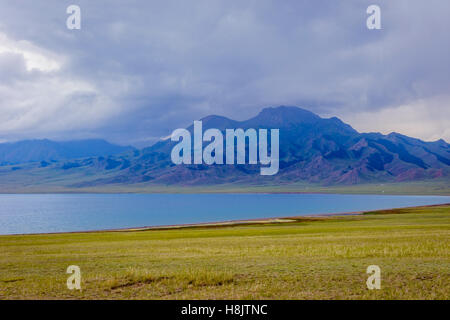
[{"x1": 0, "y1": 0, "x2": 449, "y2": 145}]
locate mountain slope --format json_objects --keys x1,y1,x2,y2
[
  {"x1": 0, "y1": 106, "x2": 448, "y2": 188},
  {"x1": 0, "y1": 139, "x2": 135, "y2": 165}
]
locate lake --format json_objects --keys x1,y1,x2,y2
[{"x1": 0, "y1": 193, "x2": 449, "y2": 235}]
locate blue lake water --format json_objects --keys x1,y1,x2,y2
[{"x1": 0, "y1": 193, "x2": 449, "y2": 235}]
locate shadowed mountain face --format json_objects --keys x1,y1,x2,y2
[
  {"x1": 0, "y1": 139, "x2": 134, "y2": 165},
  {"x1": 1, "y1": 106, "x2": 449, "y2": 187}
]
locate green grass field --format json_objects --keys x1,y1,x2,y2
[
  {"x1": 0, "y1": 172, "x2": 449, "y2": 196},
  {"x1": 0, "y1": 205, "x2": 449, "y2": 300}
]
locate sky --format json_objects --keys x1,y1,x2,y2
[{"x1": 0, "y1": 0, "x2": 449, "y2": 147}]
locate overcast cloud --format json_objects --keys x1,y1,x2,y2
[{"x1": 0, "y1": 0, "x2": 449, "y2": 146}]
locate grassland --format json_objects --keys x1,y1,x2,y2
[
  {"x1": 0, "y1": 168, "x2": 449, "y2": 196},
  {"x1": 0, "y1": 204, "x2": 449, "y2": 300}
]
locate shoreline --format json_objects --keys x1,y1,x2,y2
[
  {"x1": 0, "y1": 190, "x2": 449, "y2": 196},
  {"x1": 3, "y1": 202, "x2": 449, "y2": 237}
]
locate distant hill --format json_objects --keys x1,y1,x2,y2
[
  {"x1": 0, "y1": 106, "x2": 448, "y2": 190},
  {"x1": 0, "y1": 139, "x2": 135, "y2": 165}
]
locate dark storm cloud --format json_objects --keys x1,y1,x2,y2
[{"x1": 0, "y1": 0, "x2": 449, "y2": 145}]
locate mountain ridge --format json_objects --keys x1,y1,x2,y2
[{"x1": 0, "y1": 106, "x2": 448, "y2": 188}]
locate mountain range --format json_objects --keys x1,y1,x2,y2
[
  {"x1": 0, "y1": 139, "x2": 134, "y2": 165},
  {"x1": 0, "y1": 106, "x2": 449, "y2": 190}
]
